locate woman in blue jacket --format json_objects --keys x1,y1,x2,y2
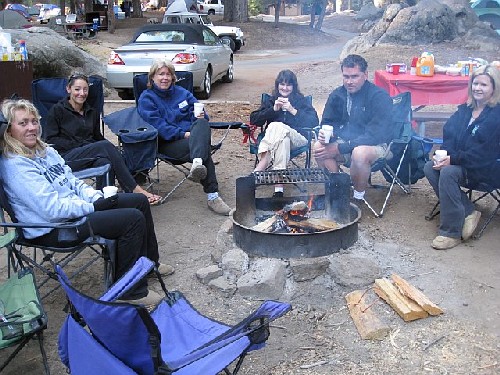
[
  {"x1": 424, "y1": 65, "x2": 500, "y2": 250},
  {"x1": 137, "y1": 59, "x2": 231, "y2": 215}
]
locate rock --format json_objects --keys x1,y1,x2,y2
[
  {"x1": 237, "y1": 258, "x2": 287, "y2": 300},
  {"x1": 208, "y1": 276, "x2": 237, "y2": 297},
  {"x1": 328, "y1": 253, "x2": 382, "y2": 288},
  {"x1": 290, "y1": 257, "x2": 330, "y2": 282},
  {"x1": 196, "y1": 265, "x2": 223, "y2": 284},
  {"x1": 354, "y1": 3, "x2": 384, "y2": 21},
  {"x1": 221, "y1": 248, "x2": 249, "y2": 278},
  {"x1": 4, "y1": 27, "x2": 106, "y2": 80}
]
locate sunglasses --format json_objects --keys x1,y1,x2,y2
[{"x1": 68, "y1": 73, "x2": 89, "y2": 83}]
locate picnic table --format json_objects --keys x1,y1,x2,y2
[{"x1": 61, "y1": 21, "x2": 98, "y2": 39}]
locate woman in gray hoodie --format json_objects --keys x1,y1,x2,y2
[{"x1": 0, "y1": 99, "x2": 173, "y2": 306}]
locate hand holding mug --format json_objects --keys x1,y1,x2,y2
[
  {"x1": 318, "y1": 125, "x2": 334, "y2": 145},
  {"x1": 273, "y1": 97, "x2": 286, "y2": 111}
]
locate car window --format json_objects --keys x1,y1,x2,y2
[
  {"x1": 166, "y1": 16, "x2": 180, "y2": 23},
  {"x1": 202, "y1": 29, "x2": 218, "y2": 45},
  {"x1": 486, "y1": 0, "x2": 499, "y2": 7},
  {"x1": 136, "y1": 30, "x2": 186, "y2": 42}
]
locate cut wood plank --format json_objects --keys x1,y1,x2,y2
[
  {"x1": 286, "y1": 218, "x2": 339, "y2": 231},
  {"x1": 252, "y1": 216, "x2": 277, "y2": 232},
  {"x1": 373, "y1": 278, "x2": 429, "y2": 322},
  {"x1": 391, "y1": 274, "x2": 444, "y2": 316},
  {"x1": 345, "y1": 289, "x2": 390, "y2": 340}
]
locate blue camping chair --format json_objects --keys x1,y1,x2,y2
[
  {"x1": 104, "y1": 72, "x2": 243, "y2": 204},
  {"x1": 56, "y1": 257, "x2": 291, "y2": 374},
  {"x1": 31, "y1": 76, "x2": 111, "y2": 185}
]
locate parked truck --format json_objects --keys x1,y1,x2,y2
[{"x1": 197, "y1": 0, "x2": 224, "y2": 15}]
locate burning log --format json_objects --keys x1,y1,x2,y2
[{"x1": 285, "y1": 218, "x2": 339, "y2": 231}]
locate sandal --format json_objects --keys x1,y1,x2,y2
[{"x1": 145, "y1": 193, "x2": 162, "y2": 206}]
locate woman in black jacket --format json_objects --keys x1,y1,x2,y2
[
  {"x1": 424, "y1": 65, "x2": 500, "y2": 250},
  {"x1": 45, "y1": 73, "x2": 161, "y2": 205},
  {"x1": 250, "y1": 70, "x2": 318, "y2": 196}
]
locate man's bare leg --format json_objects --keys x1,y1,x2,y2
[
  {"x1": 350, "y1": 145, "x2": 380, "y2": 194},
  {"x1": 254, "y1": 151, "x2": 270, "y2": 172}
]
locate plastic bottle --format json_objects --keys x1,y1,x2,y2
[
  {"x1": 1, "y1": 46, "x2": 9, "y2": 61},
  {"x1": 18, "y1": 40, "x2": 28, "y2": 61},
  {"x1": 416, "y1": 55, "x2": 435, "y2": 77},
  {"x1": 410, "y1": 57, "x2": 418, "y2": 75}
]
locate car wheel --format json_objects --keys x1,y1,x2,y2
[
  {"x1": 222, "y1": 58, "x2": 233, "y2": 83},
  {"x1": 220, "y1": 36, "x2": 236, "y2": 52},
  {"x1": 197, "y1": 68, "x2": 212, "y2": 99},
  {"x1": 208, "y1": 9, "x2": 215, "y2": 15},
  {"x1": 117, "y1": 89, "x2": 134, "y2": 100}
]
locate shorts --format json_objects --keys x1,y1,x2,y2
[{"x1": 336, "y1": 138, "x2": 389, "y2": 167}]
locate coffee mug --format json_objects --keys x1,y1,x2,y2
[{"x1": 102, "y1": 186, "x2": 118, "y2": 198}]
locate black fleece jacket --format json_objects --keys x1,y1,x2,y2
[
  {"x1": 45, "y1": 98, "x2": 104, "y2": 155},
  {"x1": 442, "y1": 103, "x2": 500, "y2": 188},
  {"x1": 321, "y1": 81, "x2": 393, "y2": 154}
]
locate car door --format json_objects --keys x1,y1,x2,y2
[{"x1": 201, "y1": 28, "x2": 228, "y2": 78}]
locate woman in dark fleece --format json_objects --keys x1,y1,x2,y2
[
  {"x1": 424, "y1": 65, "x2": 500, "y2": 250},
  {"x1": 45, "y1": 73, "x2": 161, "y2": 205}
]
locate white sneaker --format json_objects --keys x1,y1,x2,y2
[{"x1": 188, "y1": 159, "x2": 207, "y2": 183}]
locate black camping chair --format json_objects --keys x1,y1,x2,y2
[
  {"x1": 362, "y1": 92, "x2": 423, "y2": 218},
  {"x1": 0, "y1": 178, "x2": 116, "y2": 299},
  {"x1": 105, "y1": 71, "x2": 243, "y2": 204},
  {"x1": 241, "y1": 93, "x2": 316, "y2": 169},
  {"x1": 31, "y1": 76, "x2": 111, "y2": 186},
  {"x1": 0, "y1": 266, "x2": 49, "y2": 374}
]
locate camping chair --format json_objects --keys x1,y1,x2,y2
[
  {"x1": 241, "y1": 93, "x2": 315, "y2": 169},
  {"x1": 425, "y1": 163, "x2": 500, "y2": 239},
  {"x1": 362, "y1": 92, "x2": 428, "y2": 218},
  {"x1": 0, "y1": 268, "x2": 49, "y2": 374},
  {"x1": 104, "y1": 71, "x2": 242, "y2": 204},
  {"x1": 56, "y1": 256, "x2": 291, "y2": 375},
  {"x1": 31, "y1": 75, "x2": 111, "y2": 186},
  {"x1": 0, "y1": 178, "x2": 116, "y2": 299}
]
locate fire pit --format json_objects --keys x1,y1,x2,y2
[{"x1": 231, "y1": 169, "x2": 361, "y2": 258}]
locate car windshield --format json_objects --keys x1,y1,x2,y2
[{"x1": 136, "y1": 30, "x2": 188, "y2": 42}]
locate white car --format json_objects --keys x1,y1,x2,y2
[
  {"x1": 106, "y1": 23, "x2": 233, "y2": 100},
  {"x1": 197, "y1": 0, "x2": 224, "y2": 15}
]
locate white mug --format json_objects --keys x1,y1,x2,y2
[
  {"x1": 102, "y1": 186, "x2": 118, "y2": 198},
  {"x1": 433, "y1": 149, "x2": 447, "y2": 164},
  {"x1": 321, "y1": 125, "x2": 334, "y2": 143},
  {"x1": 194, "y1": 102, "x2": 204, "y2": 117}
]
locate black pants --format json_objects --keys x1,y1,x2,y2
[
  {"x1": 157, "y1": 118, "x2": 218, "y2": 193},
  {"x1": 30, "y1": 193, "x2": 159, "y2": 299},
  {"x1": 63, "y1": 140, "x2": 137, "y2": 192}
]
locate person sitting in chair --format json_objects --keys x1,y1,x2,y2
[
  {"x1": 44, "y1": 72, "x2": 162, "y2": 205},
  {"x1": 250, "y1": 69, "x2": 319, "y2": 197},
  {"x1": 313, "y1": 54, "x2": 393, "y2": 201},
  {"x1": 137, "y1": 59, "x2": 231, "y2": 215},
  {"x1": 0, "y1": 99, "x2": 174, "y2": 306},
  {"x1": 424, "y1": 65, "x2": 500, "y2": 250}
]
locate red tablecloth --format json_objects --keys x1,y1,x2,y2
[{"x1": 374, "y1": 70, "x2": 469, "y2": 106}]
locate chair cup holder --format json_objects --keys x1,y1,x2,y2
[
  {"x1": 137, "y1": 127, "x2": 148, "y2": 131},
  {"x1": 118, "y1": 129, "x2": 130, "y2": 133},
  {"x1": 1, "y1": 322, "x2": 24, "y2": 340}
]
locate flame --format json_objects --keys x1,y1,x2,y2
[{"x1": 307, "y1": 195, "x2": 314, "y2": 211}]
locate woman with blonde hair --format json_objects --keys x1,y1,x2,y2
[
  {"x1": 424, "y1": 65, "x2": 500, "y2": 250},
  {"x1": 0, "y1": 99, "x2": 174, "y2": 305},
  {"x1": 137, "y1": 59, "x2": 231, "y2": 215}
]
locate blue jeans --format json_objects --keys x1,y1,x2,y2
[{"x1": 424, "y1": 160, "x2": 475, "y2": 238}]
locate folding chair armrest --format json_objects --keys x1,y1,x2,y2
[
  {"x1": 0, "y1": 217, "x2": 89, "y2": 230},
  {"x1": 209, "y1": 121, "x2": 244, "y2": 129},
  {"x1": 99, "y1": 256, "x2": 155, "y2": 302},
  {"x1": 73, "y1": 164, "x2": 111, "y2": 180}
]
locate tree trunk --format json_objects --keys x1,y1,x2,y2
[
  {"x1": 132, "y1": 0, "x2": 143, "y2": 18},
  {"x1": 225, "y1": 0, "x2": 248, "y2": 22},
  {"x1": 84, "y1": 0, "x2": 92, "y2": 13},
  {"x1": 107, "y1": 2, "x2": 115, "y2": 34},
  {"x1": 274, "y1": 0, "x2": 280, "y2": 28},
  {"x1": 314, "y1": 0, "x2": 327, "y2": 30}
]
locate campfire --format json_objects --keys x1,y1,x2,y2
[{"x1": 252, "y1": 199, "x2": 339, "y2": 234}]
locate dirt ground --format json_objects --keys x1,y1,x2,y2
[{"x1": 1, "y1": 12, "x2": 499, "y2": 375}]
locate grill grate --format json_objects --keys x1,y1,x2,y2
[{"x1": 253, "y1": 168, "x2": 330, "y2": 185}]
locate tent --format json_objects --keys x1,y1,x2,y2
[{"x1": 0, "y1": 10, "x2": 32, "y2": 29}]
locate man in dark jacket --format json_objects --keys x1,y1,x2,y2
[{"x1": 313, "y1": 54, "x2": 393, "y2": 201}]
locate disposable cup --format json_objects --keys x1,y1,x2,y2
[
  {"x1": 433, "y1": 149, "x2": 447, "y2": 164},
  {"x1": 102, "y1": 186, "x2": 118, "y2": 198},
  {"x1": 392, "y1": 65, "x2": 400, "y2": 75},
  {"x1": 194, "y1": 102, "x2": 204, "y2": 117},
  {"x1": 321, "y1": 125, "x2": 334, "y2": 143}
]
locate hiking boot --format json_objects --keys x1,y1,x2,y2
[
  {"x1": 208, "y1": 197, "x2": 231, "y2": 215},
  {"x1": 462, "y1": 210, "x2": 481, "y2": 241},
  {"x1": 431, "y1": 235, "x2": 461, "y2": 250},
  {"x1": 148, "y1": 263, "x2": 175, "y2": 278},
  {"x1": 117, "y1": 289, "x2": 162, "y2": 307},
  {"x1": 188, "y1": 159, "x2": 207, "y2": 183}
]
